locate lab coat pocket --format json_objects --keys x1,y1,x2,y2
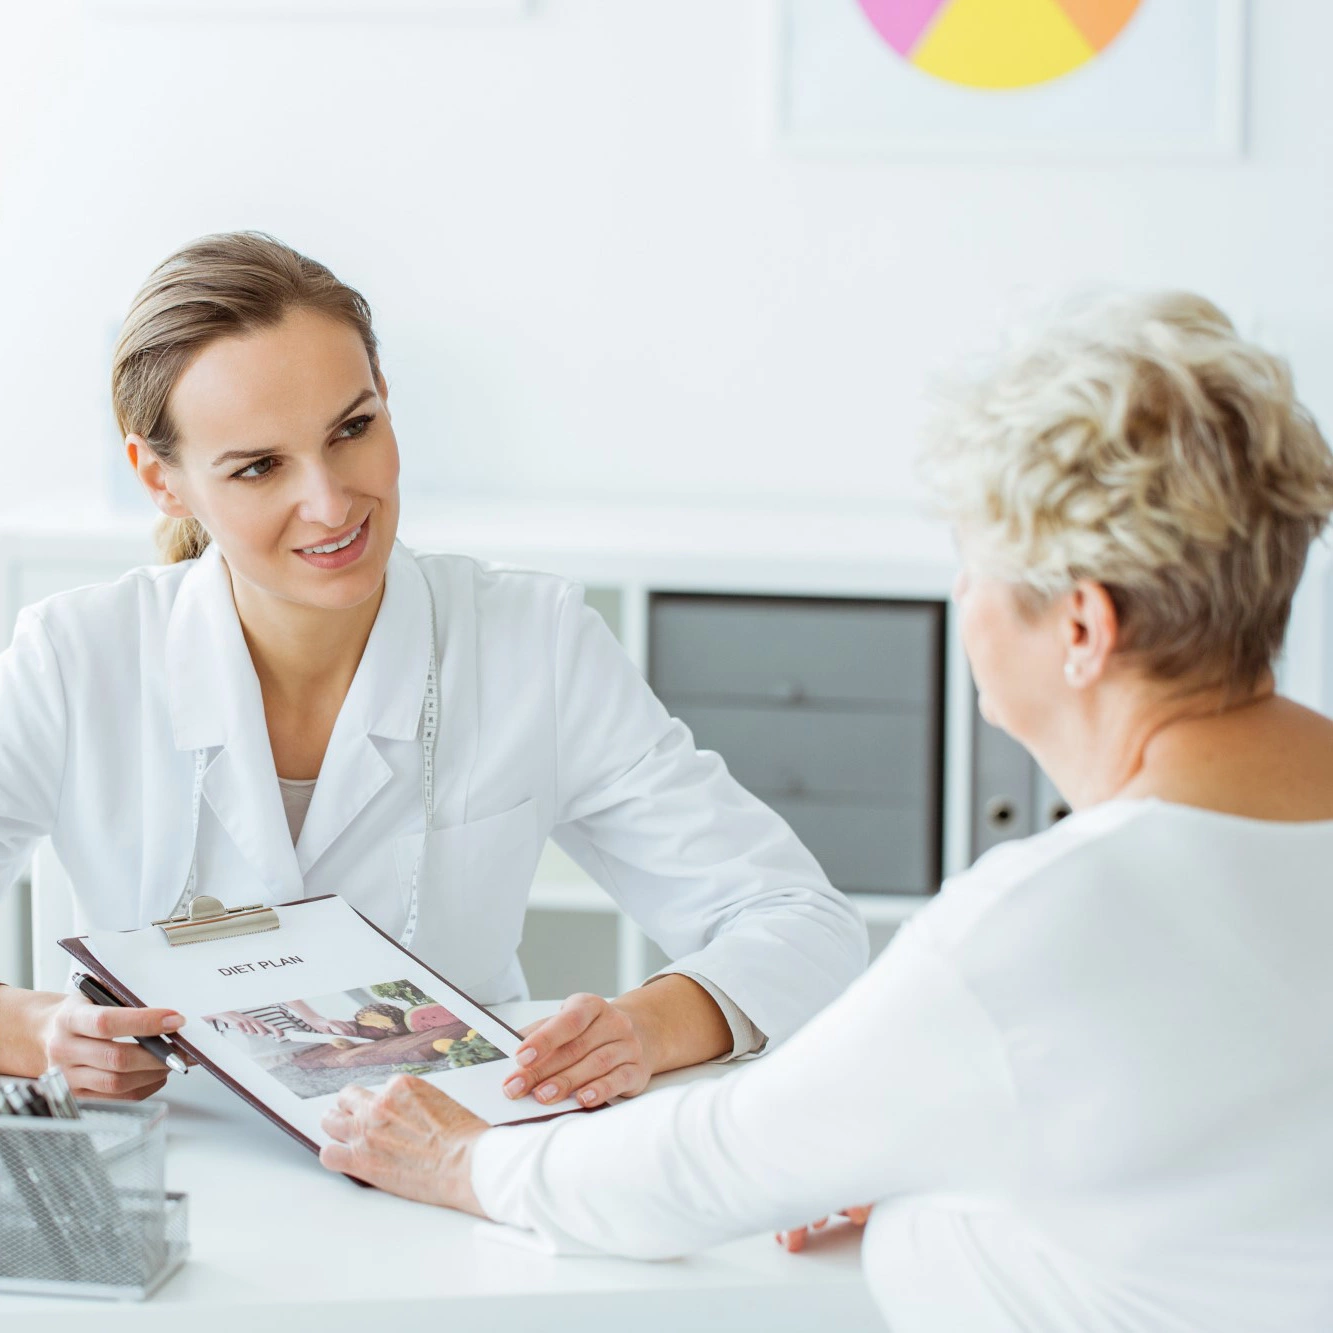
[{"x1": 394, "y1": 799, "x2": 542, "y2": 991}]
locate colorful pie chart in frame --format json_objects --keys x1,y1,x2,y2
[{"x1": 856, "y1": 0, "x2": 1142, "y2": 91}]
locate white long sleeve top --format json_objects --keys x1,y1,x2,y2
[{"x1": 473, "y1": 799, "x2": 1333, "y2": 1332}]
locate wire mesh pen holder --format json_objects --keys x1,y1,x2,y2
[{"x1": 0, "y1": 1099, "x2": 189, "y2": 1299}]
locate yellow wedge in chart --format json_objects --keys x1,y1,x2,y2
[{"x1": 912, "y1": 0, "x2": 1098, "y2": 91}]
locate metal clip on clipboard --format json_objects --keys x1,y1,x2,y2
[{"x1": 151, "y1": 894, "x2": 280, "y2": 947}]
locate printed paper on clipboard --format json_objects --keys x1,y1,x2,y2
[{"x1": 59, "y1": 895, "x2": 586, "y2": 1158}]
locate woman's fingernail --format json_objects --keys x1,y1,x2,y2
[
  {"x1": 536, "y1": 1083, "x2": 558, "y2": 1102},
  {"x1": 578, "y1": 1088, "x2": 597, "y2": 1105},
  {"x1": 163, "y1": 1015, "x2": 184, "y2": 1031},
  {"x1": 503, "y1": 1077, "x2": 526, "y2": 1099},
  {"x1": 517, "y1": 1048, "x2": 537, "y2": 1067}
]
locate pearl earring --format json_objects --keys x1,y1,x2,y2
[{"x1": 1064, "y1": 661, "x2": 1079, "y2": 685}]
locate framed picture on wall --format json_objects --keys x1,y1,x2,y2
[{"x1": 773, "y1": 0, "x2": 1247, "y2": 160}]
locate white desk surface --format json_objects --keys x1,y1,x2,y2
[{"x1": 1, "y1": 1003, "x2": 883, "y2": 1332}]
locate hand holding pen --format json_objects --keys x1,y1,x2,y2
[{"x1": 34, "y1": 977, "x2": 187, "y2": 1101}]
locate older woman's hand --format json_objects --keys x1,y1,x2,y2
[
  {"x1": 777, "y1": 1205, "x2": 873, "y2": 1253},
  {"x1": 318, "y1": 1075, "x2": 490, "y2": 1214}
]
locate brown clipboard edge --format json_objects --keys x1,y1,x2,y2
[{"x1": 58, "y1": 893, "x2": 596, "y2": 1171}]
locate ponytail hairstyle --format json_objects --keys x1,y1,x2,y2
[{"x1": 111, "y1": 232, "x2": 381, "y2": 563}]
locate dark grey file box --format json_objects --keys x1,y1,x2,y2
[
  {"x1": 651, "y1": 596, "x2": 939, "y2": 708},
  {"x1": 650, "y1": 593, "x2": 945, "y2": 895},
  {"x1": 667, "y1": 703, "x2": 934, "y2": 802},
  {"x1": 764, "y1": 798, "x2": 933, "y2": 894}
]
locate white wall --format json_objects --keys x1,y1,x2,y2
[{"x1": 0, "y1": 0, "x2": 1331, "y2": 516}]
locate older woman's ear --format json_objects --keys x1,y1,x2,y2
[{"x1": 1062, "y1": 581, "x2": 1120, "y2": 688}]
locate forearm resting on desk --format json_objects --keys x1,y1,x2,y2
[
  {"x1": 318, "y1": 978, "x2": 735, "y2": 1214},
  {"x1": 621, "y1": 973, "x2": 734, "y2": 1074}
]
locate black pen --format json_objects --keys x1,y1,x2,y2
[{"x1": 72, "y1": 973, "x2": 189, "y2": 1075}]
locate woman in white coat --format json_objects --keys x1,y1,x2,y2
[
  {"x1": 0, "y1": 231, "x2": 867, "y2": 1107},
  {"x1": 320, "y1": 294, "x2": 1333, "y2": 1332}
]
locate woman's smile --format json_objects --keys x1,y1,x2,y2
[{"x1": 294, "y1": 513, "x2": 372, "y2": 571}]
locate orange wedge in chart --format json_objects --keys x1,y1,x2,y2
[
  {"x1": 856, "y1": 0, "x2": 1141, "y2": 90},
  {"x1": 1056, "y1": 0, "x2": 1142, "y2": 52}
]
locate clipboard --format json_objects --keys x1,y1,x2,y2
[{"x1": 60, "y1": 894, "x2": 587, "y2": 1162}]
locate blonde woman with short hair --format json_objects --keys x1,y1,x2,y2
[{"x1": 328, "y1": 293, "x2": 1333, "y2": 1333}]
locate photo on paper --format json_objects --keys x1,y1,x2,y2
[{"x1": 202, "y1": 978, "x2": 506, "y2": 1100}]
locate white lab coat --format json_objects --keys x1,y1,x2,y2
[{"x1": 0, "y1": 541, "x2": 867, "y2": 1039}]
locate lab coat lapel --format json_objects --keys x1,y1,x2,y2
[
  {"x1": 295, "y1": 543, "x2": 432, "y2": 874},
  {"x1": 164, "y1": 546, "x2": 304, "y2": 906},
  {"x1": 199, "y1": 745, "x2": 304, "y2": 902}
]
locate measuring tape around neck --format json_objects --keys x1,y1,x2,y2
[{"x1": 171, "y1": 597, "x2": 440, "y2": 949}]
